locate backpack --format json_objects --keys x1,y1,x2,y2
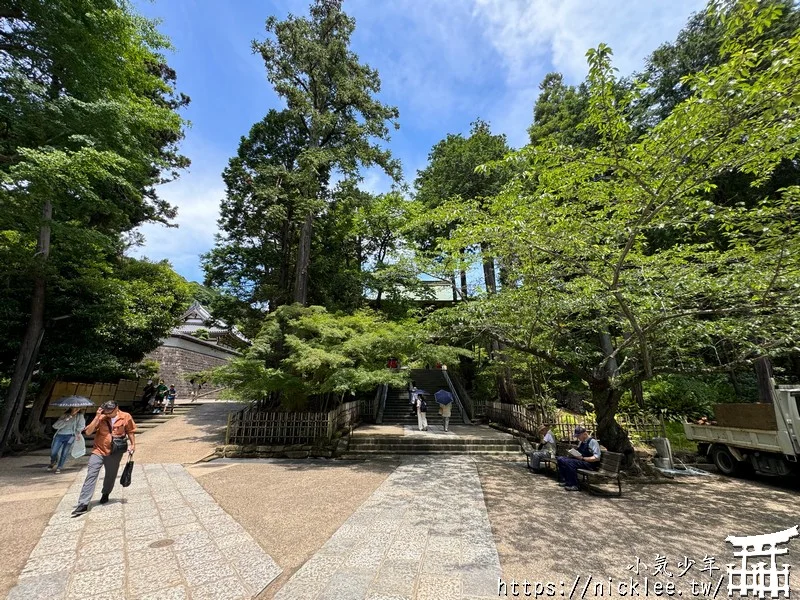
[{"x1": 419, "y1": 399, "x2": 427, "y2": 413}]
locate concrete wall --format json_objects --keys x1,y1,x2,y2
[{"x1": 145, "y1": 336, "x2": 240, "y2": 399}]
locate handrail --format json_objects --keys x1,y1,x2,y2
[
  {"x1": 371, "y1": 385, "x2": 381, "y2": 422},
  {"x1": 376, "y1": 384, "x2": 388, "y2": 424},
  {"x1": 443, "y1": 370, "x2": 471, "y2": 425},
  {"x1": 448, "y1": 372, "x2": 474, "y2": 420}
]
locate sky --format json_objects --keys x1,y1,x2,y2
[{"x1": 130, "y1": 0, "x2": 706, "y2": 283}]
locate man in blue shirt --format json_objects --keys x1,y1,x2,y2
[{"x1": 557, "y1": 426, "x2": 601, "y2": 491}]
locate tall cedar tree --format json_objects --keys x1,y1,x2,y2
[
  {"x1": 0, "y1": 0, "x2": 189, "y2": 450},
  {"x1": 253, "y1": 0, "x2": 400, "y2": 306}
]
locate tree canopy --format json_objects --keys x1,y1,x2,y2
[{"x1": 428, "y1": 0, "x2": 800, "y2": 459}]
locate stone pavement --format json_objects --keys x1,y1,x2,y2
[
  {"x1": 274, "y1": 455, "x2": 501, "y2": 600},
  {"x1": 8, "y1": 463, "x2": 281, "y2": 600}
]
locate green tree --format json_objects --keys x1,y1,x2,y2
[
  {"x1": 434, "y1": 0, "x2": 800, "y2": 462},
  {"x1": 211, "y1": 304, "x2": 466, "y2": 410},
  {"x1": 253, "y1": 0, "x2": 400, "y2": 306},
  {"x1": 414, "y1": 119, "x2": 510, "y2": 298},
  {"x1": 0, "y1": 0, "x2": 189, "y2": 450}
]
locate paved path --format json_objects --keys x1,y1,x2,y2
[
  {"x1": 351, "y1": 424, "x2": 515, "y2": 439},
  {"x1": 274, "y1": 456, "x2": 501, "y2": 600},
  {"x1": 134, "y1": 402, "x2": 240, "y2": 464},
  {"x1": 8, "y1": 463, "x2": 281, "y2": 600}
]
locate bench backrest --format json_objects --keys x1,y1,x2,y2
[{"x1": 599, "y1": 451, "x2": 624, "y2": 473}]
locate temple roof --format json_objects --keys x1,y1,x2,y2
[{"x1": 173, "y1": 301, "x2": 250, "y2": 349}]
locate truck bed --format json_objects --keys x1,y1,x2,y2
[{"x1": 683, "y1": 422, "x2": 789, "y2": 454}]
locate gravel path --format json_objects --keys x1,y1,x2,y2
[
  {"x1": 474, "y1": 458, "x2": 800, "y2": 597},
  {"x1": 190, "y1": 459, "x2": 396, "y2": 599}
]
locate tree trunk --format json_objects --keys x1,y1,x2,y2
[
  {"x1": 481, "y1": 245, "x2": 497, "y2": 294},
  {"x1": 293, "y1": 211, "x2": 313, "y2": 305},
  {"x1": 23, "y1": 378, "x2": 56, "y2": 440},
  {"x1": 459, "y1": 269, "x2": 468, "y2": 300},
  {"x1": 277, "y1": 217, "x2": 293, "y2": 307},
  {"x1": 754, "y1": 356, "x2": 774, "y2": 403},
  {"x1": 591, "y1": 381, "x2": 635, "y2": 465},
  {"x1": 0, "y1": 200, "x2": 52, "y2": 454},
  {"x1": 450, "y1": 274, "x2": 458, "y2": 302},
  {"x1": 631, "y1": 381, "x2": 645, "y2": 409}
]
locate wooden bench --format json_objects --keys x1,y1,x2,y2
[{"x1": 577, "y1": 451, "x2": 623, "y2": 497}]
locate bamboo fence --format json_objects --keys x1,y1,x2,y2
[{"x1": 226, "y1": 400, "x2": 360, "y2": 445}]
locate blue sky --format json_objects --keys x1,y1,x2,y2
[{"x1": 130, "y1": 0, "x2": 705, "y2": 283}]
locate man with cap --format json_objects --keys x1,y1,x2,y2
[
  {"x1": 527, "y1": 424, "x2": 556, "y2": 472},
  {"x1": 72, "y1": 401, "x2": 136, "y2": 517},
  {"x1": 556, "y1": 426, "x2": 601, "y2": 491}
]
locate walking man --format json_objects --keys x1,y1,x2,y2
[
  {"x1": 72, "y1": 401, "x2": 136, "y2": 517},
  {"x1": 556, "y1": 426, "x2": 600, "y2": 491}
]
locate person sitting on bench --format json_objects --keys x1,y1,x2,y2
[
  {"x1": 557, "y1": 426, "x2": 601, "y2": 491},
  {"x1": 528, "y1": 425, "x2": 556, "y2": 471}
]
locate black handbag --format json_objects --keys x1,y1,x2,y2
[
  {"x1": 108, "y1": 421, "x2": 128, "y2": 455},
  {"x1": 120, "y1": 455, "x2": 134, "y2": 487}
]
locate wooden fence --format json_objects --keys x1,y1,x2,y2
[
  {"x1": 226, "y1": 400, "x2": 360, "y2": 445},
  {"x1": 486, "y1": 401, "x2": 665, "y2": 444},
  {"x1": 45, "y1": 379, "x2": 146, "y2": 418}
]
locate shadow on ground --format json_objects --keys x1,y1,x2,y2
[{"x1": 475, "y1": 457, "x2": 799, "y2": 593}]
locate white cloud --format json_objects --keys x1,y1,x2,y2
[
  {"x1": 128, "y1": 142, "x2": 226, "y2": 283},
  {"x1": 471, "y1": 0, "x2": 706, "y2": 146},
  {"x1": 473, "y1": 0, "x2": 706, "y2": 84}
]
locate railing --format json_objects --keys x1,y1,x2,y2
[
  {"x1": 442, "y1": 370, "x2": 471, "y2": 424},
  {"x1": 447, "y1": 372, "x2": 475, "y2": 420},
  {"x1": 485, "y1": 401, "x2": 665, "y2": 444},
  {"x1": 376, "y1": 384, "x2": 388, "y2": 424},
  {"x1": 226, "y1": 400, "x2": 360, "y2": 445}
]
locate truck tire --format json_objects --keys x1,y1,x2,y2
[{"x1": 711, "y1": 445, "x2": 740, "y2": 476}]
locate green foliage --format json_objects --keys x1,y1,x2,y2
[
  {"x1": 412, "y1": 120, "x2": 510, "y2": 294},
  {"x1": 620, "y1": 375, "x2": 739, "y2": 420},
  {"x1": 423, "y1": 0, "x2": 800, "y2": 453},
  {"x1": 210, "y1": 304, "x2": 468, "y2": 409},
  {"x1": 192, "y1": 328, "x2": 210, "y2": 341},
  {"x1": 0, "y1": 0, "x2": 189, "y2": 387}
]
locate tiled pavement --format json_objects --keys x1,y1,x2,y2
[
  {"x1": 274, "y1": 456, "x2": 502, "y2": 600},
  {"x1": 7, "y1": 463, "x2": 281, "y2": 600}
]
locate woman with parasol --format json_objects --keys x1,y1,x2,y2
[{"x1": 47, "y1": 396, "x2": 90, "y2": 473}]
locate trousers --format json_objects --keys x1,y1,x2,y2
[
  {"x1": 50, "y1": 434, "x2": 75, "y2": 469},
  {"x1": 528, "y1": 450, "x2": 552, "y2": 471},
  {"x1": 77, "y1": 452, "x2": 125, "y2": 506},
  {"x1": 417, "y1": 409, "x2": 428, "y2": 431},
  {"x1": 557, "y1": 457, "x2": 595, "y2": 487}
]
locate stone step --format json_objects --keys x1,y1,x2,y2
[
  {"x1": 347, "y1": 444, "x2": 519, "y2": 453},
  {"x1": 349, "y1": 437, "x2": 519, "y2": 448},
  {"x1": 342, "y1": 448, "x2": 520, "y2": 456}
]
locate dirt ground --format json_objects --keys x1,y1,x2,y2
[
  {"x1": 0, "y1": 454, "x2": 87, "y2": 599},
  {"x1": 475, "y1": 457, "x2": 800, "y2": 597},
  {"x1": 189, "y1": 458, "x2": 397, "y2": 599}
]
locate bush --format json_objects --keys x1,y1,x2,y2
[{"x1": 634, "y1": 375, "x2": 739, "y2": 420}]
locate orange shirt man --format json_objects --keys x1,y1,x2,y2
[{"x1": 72, "y1": 401, "x2": 136, "y2": 516}]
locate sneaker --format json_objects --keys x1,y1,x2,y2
[
  {"x1": 564, "y1": 485, "x2": 580, "y2": 491},
  {"x1": 557, "y1": 482, "x2": 567, "y2": 487},
  {"x1": 54, "y1": 468, "x2": 61, "y2": 474},
  {"x1": 99, "y1": 494, "x2": 109, "y2": 505},
  {"x1": 71, "y1": 504, "x2": 88, "y2": 517},
  {"x1": 45, "y1": 464, "x2": 55, "y2": 471}
]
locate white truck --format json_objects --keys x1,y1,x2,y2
[{"x1": 683, "y1": 385, "x2": 800, "y2": 477}]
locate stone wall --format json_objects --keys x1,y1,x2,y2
[{"x1": 145, "y1": 339, "x2": 236, "y2": 399}]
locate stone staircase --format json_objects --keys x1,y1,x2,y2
[
  {"x1": 380, "y1": 369, "x2": 465, "y2": 426},
  {"x1": 344, "y1": 435, "x2": 521, "y2": 456}
]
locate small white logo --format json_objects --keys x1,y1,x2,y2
[{"x1": 725, "y1": 526, "x2": 797, "y2": 598}]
